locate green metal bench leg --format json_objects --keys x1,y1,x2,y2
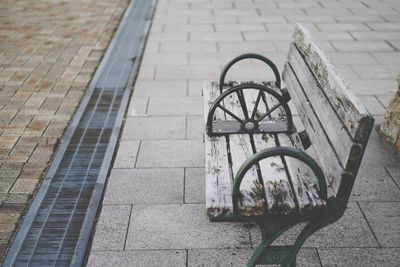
[{"x1": 247, "y1": 217, "x2": 300, "y2": 267}]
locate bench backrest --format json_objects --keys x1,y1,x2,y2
[{"x1": 282, "y1": 24, "x2": 374, "y2": 200}]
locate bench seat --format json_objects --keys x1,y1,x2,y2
[{"x1": 204, "y1": 81, "x2": 326, "y2": 221}]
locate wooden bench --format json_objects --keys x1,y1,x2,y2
[{"x1": 203, "y1": 24, "x2": 374, "y2": 267}]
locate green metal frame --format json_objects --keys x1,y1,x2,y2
[{"x1": 232, "y1": 147, "x2": 345, "y2": 267}]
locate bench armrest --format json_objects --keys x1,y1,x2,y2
[{"x1": 232, "y1": 147, "x2": 328, "y2": 213}]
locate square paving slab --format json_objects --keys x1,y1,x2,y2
[
  {"x1": 87, "y1": 250, "x2": 186, "y2": 267},
  {"x1": 251, "y1": 202, "x2": 378, "y2": 248},
  {"x1": 103, "y1": 168, "x2": 184, "y2": 205},
  {"x1": 358, "y1": 201, "x2": 400, "y2": 247},
  {"x1": 136, "y1": 140, "x2": 204, "y2": 168},
  {"x1": 121, "y1": 116, "x2": 186, "y2": 140},
  {"x1": 125, "y1": 204, "x2": 251, "y2": 250}
]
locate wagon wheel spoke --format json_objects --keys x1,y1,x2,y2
[
  {"x1": 236, "y1": 90, "x2": 249, "y2": 120},
  {"x1": 217, "y1": 104, "x2": 244, "y2": 123},
  {"x1": 251, "y1": 90, "x2": 263, "y2": 120},
  {"x1": 255, "y1": 102, "x2": 283, "y2": 123}
]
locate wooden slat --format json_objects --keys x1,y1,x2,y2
[
  {"x1": 287, "y1": 44, "x2": 354, "y2": 167},
  {"x1": 282, "y1": 64, "x2": 343, "y2": 193},
  {"x1": 229, "y1": 134, "x2": 267, "y2": 215},
  {"x1": 222, "y1": 88, "x2": 267, "y2": 215},
  {"x1": 244, "y1": 87, "x2": 298, "y2": 215},
  {"x1": 203, "y1": 82, "x2": 234, "y2": 220},
  {"x1": 262, "y1": 87, "x2": 326, "y2": 214},
  {"x1": 278, "y1": 133, "x2": 326, "y2": 214},
  {"x1": 252, "y1": 134, "x2": 297, "y2": 215},
  {"x1": 292, "y1": 24, "x2": 374, "y2": 143}
]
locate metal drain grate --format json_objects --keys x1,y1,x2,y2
[{"x1": 2, "y1": 0, "x2": 156, "y2": 266}]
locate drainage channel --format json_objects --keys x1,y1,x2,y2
[{"x1": 2, "y1": 0, "x2": 156, "y2": 266}]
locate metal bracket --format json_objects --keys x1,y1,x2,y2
[{"x1": 298, "y1": 130, "x2": 311, "y2": 150}]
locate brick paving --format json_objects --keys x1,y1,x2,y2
[
  {"x1": 0, "y1": 0, "x2": 128, "y2": 260},
  {"x1": 87, "y1": 0, "x2": 400, "y2": 266}
]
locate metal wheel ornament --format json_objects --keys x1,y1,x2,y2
[{"x1": 206, "y1": 83, "x2": 293, "y2": 136}]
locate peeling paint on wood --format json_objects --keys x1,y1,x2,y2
[{"x1": 292, "y1": 23, "x2": 373, "y2": 143}]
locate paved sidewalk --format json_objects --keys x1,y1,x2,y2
[
  {"x1": 88, "y1": 0, "x2": 400, "y2": 266},
  {"x1": 0, "y1": 0, "x2": 129, "y2": 260}
]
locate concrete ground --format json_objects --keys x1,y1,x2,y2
[
  {"x1": 88, "y1": 0, "x2": 400, "y2": 266},
  {"x1": 89, "y1": 0, "x2": 397, "y2": 266},
  {"x1": 0, "y1": 0, "x2": 129, "y2": 260}
]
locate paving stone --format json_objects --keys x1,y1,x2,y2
[
  {"x1": 133, "y1": 80, "x2": 187, "y2": 96},
  {"x1": 125, "y1": 204, "x2": 251, "y2": 250},
  {"x1": 122, "y1": 116, "x2": 186, "y2": 140},
  {"x1": 356, "y1": 95, "x2": 386, "y2": 115},
  {"x1": 359, "y1": 201, "x2": 400, "y2": 247},
  {"x1": 360, "y1": 129, "x2": 400, "y2": 167},
  {"x1": 218, "y1": 42, "x2": 276, "y2": 53},
  {"x1": 148, "y1": 32, "x2": 188, "y2": 42},
  {"x1": 0, "y1": 203, "x2": 26, "y2": 215},
  {"x1": 259, "y1": 9, "x2": 306, "y2": 16},
  {"x1": 386, "y1": 166, "x2": 400, "y2": 187},
  {"x1": 215, "y1": 24, "x2": 265, "y2": 32},
  {"x1": 10, "y1": 168, "x2": 39, "y2": 181},
  {"x1": 127, "y1": 97, "x2": 148, "y2": 116},
  {"x1": 3, "y1": 193, "x2": 30, "y2": 204},
  {"x1": 335, "y1": 15, "x2": 385, "y2": 23},
  {"x1": 244, "y1": 32, "x2": 292, "y2": 41},
  {"x1": 147, "y1": 96, "x2": 203, "y2": 116},
  {"x1": 160, "y1": 42, "x2": 218, "y2": 53},
  {"x1": 103, "y1": 168, "x2": 184, "y2": 205},
  {"x1": 351, "y1": 166, "x2": 400, "y2": 201},
  {"x1": 136, "y1": 140, "x2": 204, "y2": 168},
  {"x1": 188, "y1": 81, "x2": 203, "y2": 96},
  {"x1": 136, "y1": 65, "x2": 155, "y2": 80},
  {"x1": 251, "y1": 202, "x2": 378, "y2": 248},
  {"x1": 0, "y1": 213, "x2": 20, "y2": 226},
  {"x1": 164, "y1": 24, "x2": 213, "y2": 33},
  {"x1": 331, "y1": 41, "x2": 394, "y2": 52},
  {"x1": 381, "y1": 14, "x2": 400, "y2": 23},
  {"x1": 371, "y1": 52, "x2": 400, "y2": 64},
  {"x1": 184, "y1": 168, "x2": 204, "y2": 203},
  {"x1": 9, "y1": 179, "x2": 38, "y2": 194},
  {"x1": 327, "y1": 52, "x2": 378, "y2": 65},
  {"x1": 91, "y1": 205, "x2": 131, "y2": 251},
  {"x1": 141, "y1": 53, "x2": 188, "y2": 66},
  {"x1": 286, "y1": 16, "x2": 335, "y2": 23},
  {"x1": 389, "y1": 40, "x2": 400, "y2": 50},
  {"x1": 316, "y1": 23, "x2": 370, "y2": 31},
  {"x1": 186, "y1": 116, "x2": 203, "y2": 140},
  {"x1": 348, "y1": 79, "x2": 397, "y2": 95},
  {"x1": 113, "y1": 140, "x2": 140, "y2": 168},
  {"x1": 10, "y1": 140, "x2": 37, "y2": 156},
  {"x1": 349, "y1": 7, "x2": 398, "y2": 16},
  {"x1": 188, "y1": 52, "x2": 237, "y2": 66},
  {"x1": 376, "y1": 95, "x2": 393, "y2": 109},
  {"x1": 155, "y1": 66, "x2": 219, "y2": 80},
  {"x1": 214, "y1": 9, "x2": 258, "y2": 17},
  {"x1": 189, "y1": 247, "x2": 321, "y2": 267},
  {"x1": 0, "y1": 231, "x2": 14, "y2": 244},
  {"x1": 351, "y1": 31, "x2": 400, "y2": 41},
  {"x1": 367, "y1": 23, "x2": 400, "y2": 31},
  {"x1": 191, "y1": 16, "x2": 237, "y2": 24},
  {"x1": 190, "y1": 32, "x2": 243, "y2": 42},
  {"x1": 87, "y1": 250, "x2": 186, "y2": 267},
  {"x1": 187, "y1": 248, "x2": 252, "y2": 267},
  {"x1": 318, "y1": 248, "x2": 400, "y2": 267}
]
